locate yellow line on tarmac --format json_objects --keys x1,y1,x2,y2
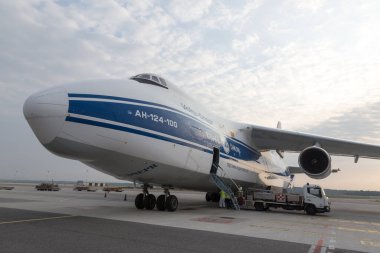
[
  {"x1": 337, "y1": 226, "x2": 380, "y2": 235},
  {"x1": 0, "y1": 215, "x2": 76, "y2": 225},
  {"x1": 329, "y1": 218, "x2": 380, "y2": 227},
  {"x1": 361, "y1": 239, "x2": 380, "y2": 248}
]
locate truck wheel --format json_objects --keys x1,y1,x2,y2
[
  {"x1": 135, "y1": 193, "x2": 145, "y2": 209},
  {"x1": 305, "y1": 204, "x2": 316, "y2": 215},
  {"x1": 254, "y1": 202, "x2": 265, "y2": 211}
]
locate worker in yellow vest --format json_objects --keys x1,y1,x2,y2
[{"x1": 219, "y1": 190, "x2": 226, "y2": 208}]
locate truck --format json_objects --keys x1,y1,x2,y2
[
  {"x1": 73, "y1": 181, "x2": 98, "y2": 192},
  {"x1": 35, "y1": 183, "x2": 60, "y2": 191},
  {"x1": 102, "y1": 186, "x2": 124, "y2": 192},
  {"x1": 241, "y1": 183, "x2": 330, "y2": 215},
  {"x1": 0, "y1": 186, "x2": 14, "y2": 190},
  {"x1": 73, "y1": 185, "x2": 90, "y2": 191}
]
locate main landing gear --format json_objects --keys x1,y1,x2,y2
[
  {"x1": 134, "y1": 186, "x2": 178, "y2": 212},
  {"x1": 135, "y1": 185, "x2": 156, "y2": 210},
  {"x1": 205, "y1": 192, "x2": 220, "y2": 202}
]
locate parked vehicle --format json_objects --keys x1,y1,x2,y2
[
  {"x1": 35, "y1": 183, "x2": 60, "y2": 191},
  {"x1": 241, "y1": 184, "x2": 330, "y2": 215}
]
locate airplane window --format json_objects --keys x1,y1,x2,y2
[
  {"x1": 130, "y1": 73, "x2": 168, "y2": 89},
  {"x1": 139, "y1": 74, "x2": 151, "y2": 79},
  {"x1": 152, "y1": 75, "x2": 159, "y2": 82},
  {"x1": 159, "y1": 77, "x2": 167, "y2": 86}
]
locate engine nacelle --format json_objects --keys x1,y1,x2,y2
[{"x1": 298, "y1": 146, "x2": 331, "y2": 179}]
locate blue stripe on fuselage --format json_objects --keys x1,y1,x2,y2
[
  {"x1": 65, "y1": 116, "x2": 236, "y2": 161},
  {"x1": 66, "y1": 116, "x2": 212, "y2": 154},
  {"x1": 67, "y1": 96, "x2": 261, "y2": 161},
  {"x1": 68, "y1": 93, "x2": 186, "y2": 117}
]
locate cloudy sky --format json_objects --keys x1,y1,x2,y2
[{"x1": 1, "y1": 0, "x2": 380, "y2": 190}]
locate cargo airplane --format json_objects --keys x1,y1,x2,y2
[{"x1": 24, "y1": 73, "x2": 380, "y2": 211}]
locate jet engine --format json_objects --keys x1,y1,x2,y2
[{"x1": 298, "y1": 146, "x2": 331, "y2": 179}]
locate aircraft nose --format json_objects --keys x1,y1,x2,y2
[{"x1": 23, "y1": 86, "x2": 68, "y2": 145}]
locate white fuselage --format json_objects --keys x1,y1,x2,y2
[{"x1": 24, "y1": 77, "x2": 291, "y2": 192}]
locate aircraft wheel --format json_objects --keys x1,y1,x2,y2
[
  {"x1": 156, "y1": 195, "x2": 166, "y2": 211},
  {"x1": 166, "y1": 195, "x2": 178, "y2": 212},
  {"x1": 144, "y1": 194, "x2": 156, "y2": 210},
  {"x1": 254, "y1": 202, "x2": 265, "y2": 211},
  {"x1": 135, "y1": 193, "x2": 145, "y2": 209},
  {"x1": 305, "y1": 204, "x2": 316, "y2": 215},
  {"x1": 211, "y1": 192, "x2": 220, "y2": 202},
  {"x1": 205, "y1": 192, "x2": 211, "y2": 202}
]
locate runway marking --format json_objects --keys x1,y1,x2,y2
[
  {"x1": 313, "y1": 239, "x2": 325, "y2": 253},
  {"x1": 327, "y1": 244, "x2": 335, "y2": 250},
  {"x1": 360, "y1": 239, "x2": 380, "y2": 248},
  {"x1": 336, "y1": 226, "x2": 380, "y2": 235},
  {"x1": 248, "y1": 224, "x2": 329, "y2": 235},
  {"x1": 307, "y1": 244, "x2": 327, "y2": 253},
  {"x1": 0, "y1": 215, "x2": 76, "y2": 225},
  {"x1": 328, "y1": 218, "x2": 380, "y2": 227},
  {"x1": 308, "y1": 224, "x2": 337, "y2": 253}
]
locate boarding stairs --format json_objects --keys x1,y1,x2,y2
[{"x1": 210, "y1": 164, "x2": 240, "y2": 211}]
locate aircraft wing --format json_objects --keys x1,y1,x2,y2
[{"x1": 250, "y1": 125, "x2": 380, "y2": 160}]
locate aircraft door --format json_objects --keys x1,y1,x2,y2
[{"x1": 210, "y1": 147, "x2": 220, "y2": 174}]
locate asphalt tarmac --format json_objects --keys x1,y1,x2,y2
[
  {"x1": 0, "y1": 207, "x2": 315, "y2": 253},
  {"x1": 1, "y1": 185, "x2": 378, "y2": 253}
]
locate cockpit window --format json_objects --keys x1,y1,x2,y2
[
  {"x1": 139, "y1": 74, "x2": 150, "y2": 79},
  {"x1": 159, "y1": 77, "x2": 167, "y2": 86},
  {"x1": 151, "y1": 75, "x2": 159, "y2": 82},
  {"x1": 130, "y1": 73, "x2": 168, "y2": 89}
]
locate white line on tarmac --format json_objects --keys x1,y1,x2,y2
[{"x1": 0, "y1": 215, "x2": 76, "y2": 225}]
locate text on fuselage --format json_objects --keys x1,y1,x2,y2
[{"x1": 134, "y1": 110, "x2": 178, "y2": 128}]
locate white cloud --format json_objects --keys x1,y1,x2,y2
[
  {"x1": 202, "y1": 1, "x2": 262, "y2": 33},
  {"x1": 168, "y1": 0, "x2": 213, "y2": 23},
  {"x1": 289, "y1": 0, "x2": 327, "y2": 13},
  {"x1": 232, "y1": 34, "x2": 259, "y2": 52}
]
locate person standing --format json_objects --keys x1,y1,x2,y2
[{"x1": 219, "y1": 190, "x2": 226, "y2": 208}]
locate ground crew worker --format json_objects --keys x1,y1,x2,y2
[{"x1": 219, "y1": 190, "x2": 226, "y2": 208}]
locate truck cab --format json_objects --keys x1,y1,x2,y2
[{"x1": 303, "y1": 184, "x2": 330, "y2": 215}]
